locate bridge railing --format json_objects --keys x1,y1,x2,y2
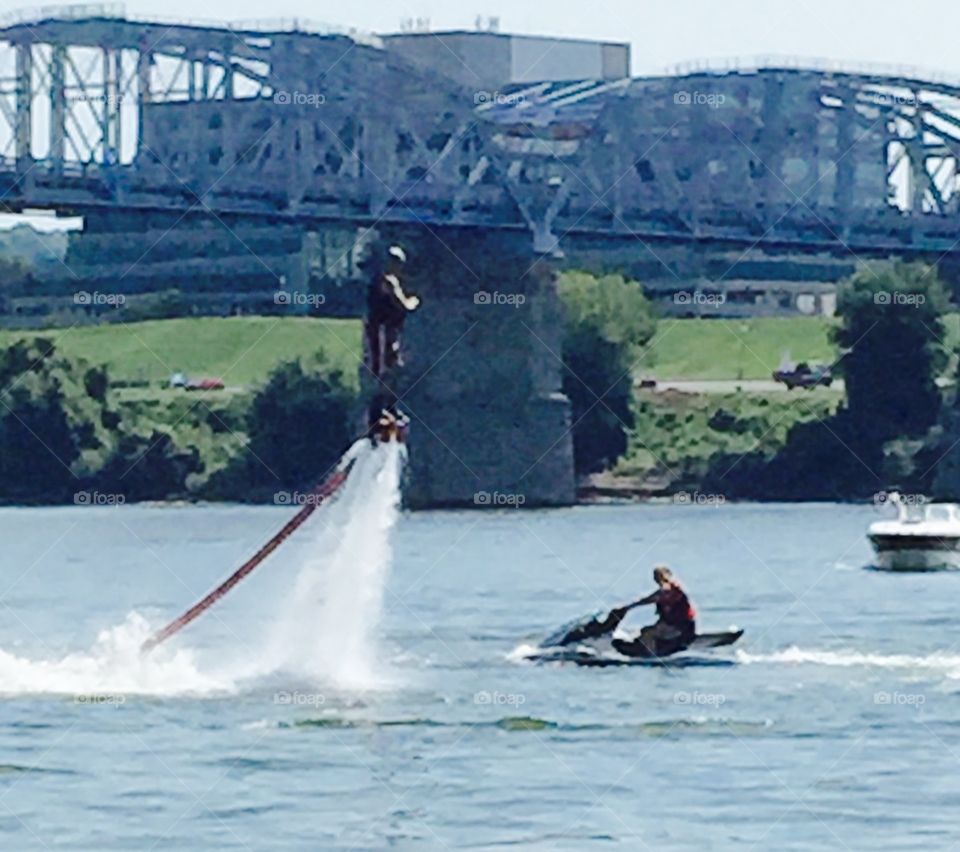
[
  {"x1": 0, "y1": 3, "x2": 124, "y2": 29},
  {"x1": 0, "y1": 3, "x2": 382, "y2": 47},
  {"x1": 662, "y1": 55, "x2": 960, "y2": 90},
  {"x1": 225, "y1": 18, "x2": 382, "y2": 46}
]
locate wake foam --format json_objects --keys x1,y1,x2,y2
[
  {"x1": 507, "y1": 643, "x2": 541, "y2": 663},
  {"x1": 738, "y1": 647, "x2": 960, "y2": 677},
  {"x1": 0, "y1": 613, "x2": 231, "y2": 698}
]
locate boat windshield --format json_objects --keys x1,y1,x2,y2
[
  {"x1": 899, "y1": 503, "x2": 958, "y2": 523},
  {"x1": 926, "y1": 505, "x2": 956, "y2": 523},
  {"x1": 900, "y1": 504, "x2": 927, "y2": 523}
]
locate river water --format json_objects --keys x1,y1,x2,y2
[{"x1": 1, "y1": 497, "x2": 958, "y2": 850}]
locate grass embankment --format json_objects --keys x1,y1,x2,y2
[
  {"x1": 615, "y1": 315, "x2": 959, "y2": 494},
  {"x1": 0, "y1": 317, "x2": 363, "y2": 388},
  {"x1": 4, "y1": 314, "x2": 930, "y2": 385},
  {"x1": 647, "y1": 317, "x2": 837, "y2": 380},
  {"x1": 4, "y1": 314, "x2": 957, "y2": 387},
  {"x1": 647, "y1": 315, "x2": 960, "y2": 381}
]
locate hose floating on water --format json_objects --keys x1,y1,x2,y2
[{"x1": 140, "y1": 461, "x2": 355, "y2": 654}]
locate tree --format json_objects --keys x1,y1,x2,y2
[
  {"x1": 0, "y1": 338, "x2": 109, "y2": 503},
  {"x1": 835, "y1": 262, "x2": 948, "y2": 448},
  {"x1": 709, "y1": 262, "x2": 951, "y2": 500},
  {"x1": 205, "y1": 357, "x2": 358, "y2": 499},
  {"x1": 96, "y1": 431, "x2": 203, "y2": 502},
  {"x1": 0, "y1": 337, "x2": 204, "y2": 504},
  {"x1": 558, "y1": 272, "x2": 656, "y2": 475}
]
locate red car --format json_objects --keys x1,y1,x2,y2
[{"x1": 186, "y1": 377, "x2": 225, "y2": 391}]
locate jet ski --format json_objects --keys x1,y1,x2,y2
[{"x1": 523, "y1": 610, "x2": 743, "y2": 667}]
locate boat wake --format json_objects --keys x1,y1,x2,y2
[
  {"x1": 0, "y1": 440, "x2": 404, "y2": 700},
  {"x1": 507, "y1": 643, "x2": 541, "y2": 663},
  {"x1": 737, "y1": 647, "x2": 960, "y2": 677}
]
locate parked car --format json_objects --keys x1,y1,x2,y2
[
  {"x1": 773, "y1": 361, "x2": 833, "y2": 390},
  {"x1": 185, "y1": 377, "x2": 226, "y2": 391}
]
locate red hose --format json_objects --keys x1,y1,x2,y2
[{"x1": 140, "y1": 462, "x2": 354, "y2": 654}]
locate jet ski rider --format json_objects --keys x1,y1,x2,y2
[{"x1": 615, "y1": 566, "x2": 697, "y2": 656}]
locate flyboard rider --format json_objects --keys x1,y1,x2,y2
[
  {"x1": 366, "y1": 245, "x2": 420, "y2": 378},
  {"x1": 364, "y1": 244, "x2": 419, "y2": 444}
]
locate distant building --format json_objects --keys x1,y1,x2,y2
[{"x1": 381, "y1": 30, "x2": 630, "y2": 92}]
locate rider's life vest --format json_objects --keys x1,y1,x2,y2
[{"x1": 657, "y1": 585, "x2": 696, "y2": 627}]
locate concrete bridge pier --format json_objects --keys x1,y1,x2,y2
[{"x1": 381, "y1": 227, "x2": 576, "y2": 508}]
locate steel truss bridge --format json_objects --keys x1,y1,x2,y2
[{"x1": 1, "y1": 5, "x2": 960, "y2": 257}]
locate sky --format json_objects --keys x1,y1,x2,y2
[
  {"x1": 1, "y1": 0, "x2": 958, "y2": 230},
  {"x1": 0, "y1": 0, "x2": 955, "y2": 77},
  {"x1": 109, "y1": 0, "x2": 960, "y2": 78}
]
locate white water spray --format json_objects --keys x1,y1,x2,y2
[
  {"x1": 0, "y1": 613, "x2": 230, "y2": 697},
  {"x1": 0, "y1": 440, "x2": 404, "y2": 699},
  {"x1": 258, "y1": 439, "x2": 404, "y2": 689}
]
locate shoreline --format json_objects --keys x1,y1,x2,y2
[{"x1": 0, "y1": 493, "x2": 892, "y2": 509}]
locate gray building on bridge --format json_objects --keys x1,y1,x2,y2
[{"x1": 382, "y1": 30, "x2": 630, "y2": 93}]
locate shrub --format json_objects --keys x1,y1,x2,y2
[{"x1": 558, "y1": 272, "x2": 656, "y2": 475}]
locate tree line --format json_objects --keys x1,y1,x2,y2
[{"x1": 1, "y1": 262, "x2": 958, "y2": 503}]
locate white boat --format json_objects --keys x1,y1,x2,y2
[{"x1": 868, "y1": 495, "x2": 960, "y2": 571}]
